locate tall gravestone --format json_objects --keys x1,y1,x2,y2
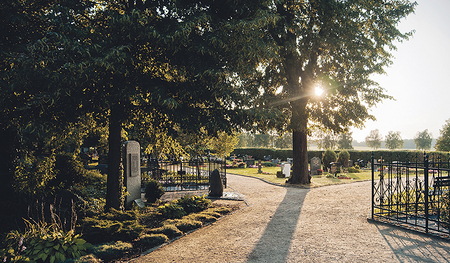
[
  {"x1": 123, "y1": 141, "x2": 141, "y2": 205},
  {"x1": 310, "y1": 157, "x2": 321, "y2": 175}
]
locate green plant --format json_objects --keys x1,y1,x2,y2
[
  {"x1": 90, "y1": 241, "x2": 132, "y2": 261},
  {"x1": 348, "y1": 167, "x2": 360, "y2": 173},
  {"x1": 24, "y1": 229, "x2": 91, "y2": 263},
  {"x1": 80, "y1": 209, "x2": 144, "y2": 244},
  {"x1": 138, "y1": 234, "x2": 168, "y2": 248},
  {"x1": 176, "y1": 195, "x2": 211, "y2": 214},
  {"x1": 147, "y1": 225, "x2": 183, "y2": 239},
  {"x1": 337, "y1": 150, "x2": 350, "y2": 167},
  {"x1": 164, "y1": 219, "x2": 202, "y2": 233},
  {"x1": 156, "y1": 203, "x2": 186, "y2": 219},
  {"x1": 144, "y1": 179, "x2": 165, "y2": 203},
  {"x1": 322, "y1": 149, "x2": 337, "y2": 171}
]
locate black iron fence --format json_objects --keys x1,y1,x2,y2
[
  {"x1": 371, "y1": 152, "x2": 450, "y2": 239},
  {"x1": 141, "y1": 159, "x2": 226, "y2": 192}
]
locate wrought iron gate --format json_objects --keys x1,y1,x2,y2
[{"x1": 371, "y1": 152, "x2": 450, "y2": 239}]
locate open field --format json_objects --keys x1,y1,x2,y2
[{"x1": 226, "y1": 166, "x2": 372, "y2": 187}]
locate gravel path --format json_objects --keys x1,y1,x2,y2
[{"x1": 132, "y1": 174, "x2": 450, "y2": 262}]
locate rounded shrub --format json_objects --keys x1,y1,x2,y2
[
  {"x1": 176, "y1": 195, "x2": 211, "y2": 214},
  {"x1": 145, "y1": 179, "x2": 165, "y2": 203},
  {"x1": 156, "y1": 203, "x2": 186, "y2": 219},
  {"x1": 337, "y1": 150, "x2": 350, "y2": 167},
  {"x1": 138, "y1": 234, "x2": 168, "y2": 248},
  {"x1": 90, "y1": 241, "x2": 132, "y2": 262},
  {"x1": 322, "y1": 149, "x2": 337, "y2": 171}
]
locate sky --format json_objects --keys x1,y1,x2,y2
[{"x1": 350, "y1": 0, "x2": 450, "y2": 142}]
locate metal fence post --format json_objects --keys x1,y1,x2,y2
[
  {"x1": 424, "y1": 152, "x2": 429, "y2": 233},
  {"x1": 371, "y1": 152, "x2": 374, "y2": 219}
]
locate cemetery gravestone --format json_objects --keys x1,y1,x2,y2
[
  {"x1": 123, "y1": 141, "x2": 141, "y2": 205},
  {"x1": 331, "y1": 163, "x2": 338, "y2": 175},
  {"x1": 209, "y1": 169, "x2": 223, "y2": 197},
  {"x1": 310, "y1": 157, "x2": 321, "y2": 175},
  {"x1": 281, "y1": 163, "x2": 291, "y2": 178}
]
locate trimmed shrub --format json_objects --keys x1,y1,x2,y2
[
  {"x1": 156, "y1": 203, "x2": 186, "y2": 219},
  {"x1": 147, "y1": 224, "x2": 183, "y2": 239},
  {"x1": 176, "y1": 195, "x2": 211, "y2": 214},
  {"x1": 90, "y1": 241, "x2": 132, "y2": 262},
  {"x1": 145, "y1": 179, "x2": 165, "y2": 203},
  {"x1": 138, "y1": 234, "x2": 168, "y2": 248},
  {"x1": 322, "y1": 149, "x2": 337, "y2": 171},
  {"x1": 337, "y1": 150, "x2": 350, "y2": 167},
  {"x1": 164, "y1": 219, "x2": 202, "y2": 233},
  {"x1": 348, "y1": 167, "x2": 360, "y2": 173}
]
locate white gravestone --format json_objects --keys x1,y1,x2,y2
[{"x1": 281, "y1": 163, "x2": 291, "y2": 178}]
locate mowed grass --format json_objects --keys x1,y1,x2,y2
[{"x1": 226, "y1": 166, "x2": 372, "y2": 188}]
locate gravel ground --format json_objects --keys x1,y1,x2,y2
[{"x1": 131, "y1": 174, "x2": 450, "y2": 263}]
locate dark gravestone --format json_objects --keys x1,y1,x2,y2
[{"x1": 209, "y1": 169, "x2": 223, "y2": 197}]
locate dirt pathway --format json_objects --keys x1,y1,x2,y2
[{"x1": 132, "y1": 174, "x2": 450, "y2": 262}]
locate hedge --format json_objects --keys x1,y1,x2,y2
[{"x1": 232, "y1": 148, "x2": 450, "y2": 163}]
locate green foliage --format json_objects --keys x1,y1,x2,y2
[
  {"x1": 13, "y1": 155, "x2": 57, "y2": 198},
  {"x1": 24, "y1": 230, "x2": 92, "y2": 263},
  {"x1": 147, "y1": 225, "x2": 183, "y2": 239},
  {"x1": 144, "y1": 179, "x2": 165, "y2": 204},
  {"x1": 156, "y1": 203, "x2": 186, "y2": 219},
  {"x1": 164, "y1": 219, "x2": 202, "y2": 233},
  {"x1": 137, "y1": 234, "x2": 168, "y2": 248},
  {"x1": 65, "y1": 254, "x2": 102, "y2": 263},
  {"x1": 90, "y1": 241, "x2": 132, "y2": 262},
  {"x1": 176, "y1": 195, "x2": 212, "y2": 214},
  {"x1": 347, "y1": 167, "x2": 360, "y2": 173},
  {"x1": 1, "y1": 219, "x2": 91, "y2": 263},
  {"x1": 442, "y1": 191, "x2": 450, "y2": 226},
  {"x1": 435, "y1": 119, "x2": 450, "y2": 152},
  {"x1": 208, "y1": 131, "x2": 240, "y2": 158},
  {"x1": 81, "y1": 209, "x2": 144, "y2": 244},
  {"x1": 337, "y1": 132, "x2": 354, "y2": 150},
  {"x1": 365, "y1": 129, "x2": 382, "y2": 150},
  {"x1": 385, "y1": 131, "x2": 404, "y2": 150},
  {"x1": 322, "y1": 150, "x2": 337, "y2": 170},
  {"x1": 414, "y1": 129, "x2": 433, "y2": 150},
  {"x1": 337, "y1": 150, "x2": 350, "y2": 167}
]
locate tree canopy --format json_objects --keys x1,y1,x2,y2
[
  {"x1": 366, "y1": 129, "x2": 382, "y2": 150},
  {"x1": 414, "y1": 129, "x2": 433, "y2": 151},
  {"x1": 250, "y1": 0, "x2": 416, "y2": 184},
  {"x1": 385, "y1": 131, "x2": 404, "y2": 150},
  {"x1": 435, "y1": 119, "x2": 450, "y2": 152}
]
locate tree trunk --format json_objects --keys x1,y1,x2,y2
[
  {"x1": 289, "y1": 129, "x2": 310, "y2": 184},
  {"x1": 106, "y1": 107, "x2": 124, "y2": 210}
]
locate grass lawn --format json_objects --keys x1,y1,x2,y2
[{"x1": 226, "y1": 167, "x2": 372, "y2": 188}]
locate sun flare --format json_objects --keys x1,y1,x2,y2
[{"x1": 315, "y1": 86, "x2": 324, "y2": 96}]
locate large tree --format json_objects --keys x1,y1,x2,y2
[
  {"x1": 414, "y1": 129, "x2": 433, "y2": 150},
  {"x1": 435, "y1": 119, "x2": 450, "y2": 152},
  {"x1": 385, "y1": 131, "x2": 404, "y2": 150},
  {"x1": 255, "y1": 0, "x2": 416, "y2": 184},
  {"x1": 366, "y1": 129, "x2": 382, "y2": 150},
  {"x1": 5, "y1": 0, "x2": 285, "y2": 210}
]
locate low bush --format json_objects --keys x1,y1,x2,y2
[
  {"x1": 90, "y1": 241, "x2": 133, "y2": 262},
  {"x1": 144, "y1": 179, "x2": 165, "y2": 203},
  {"x1": 156, "y1": 203, "x2": 186, "y2": 219},
  {"x1": 176, "y1": 194, "x2": 211, "y2": 214},
  {"x1": 164, "y1": 219, "x2": 202, "y2": 233},
  {"x1": 147, "y1": 225, "x2": 183, "y2": 239},
  {"x1": 348, "y1": 167, "x2": 360, "y2": 173},
  {"x1": 80, "y1": 209, "x2": 144, "y2": 244},
  {"x1": 138, "y1": 234, "x2": 168, "y2": 248}
]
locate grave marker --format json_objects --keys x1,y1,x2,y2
[{"x1": 123, "y1": 141, "x2": 141, "y2": 205}]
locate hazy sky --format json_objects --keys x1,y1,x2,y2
[{"x1": 350, "y1": 0, "x2": 450, "y2": 142}]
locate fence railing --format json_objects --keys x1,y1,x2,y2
[
  {"x1": 371, "y1": 152, "x2": 450, "y2": 239},
  {"x1": 141, "y1": 159, "x2": 226, "y2": 192}
]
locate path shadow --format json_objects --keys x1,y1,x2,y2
[
  {"x1": 374, "y1": 222, "x2": 450, "y2": 262},
  {"x1": 247, "y1": 187, "x2": 309, "y2": 262}
]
